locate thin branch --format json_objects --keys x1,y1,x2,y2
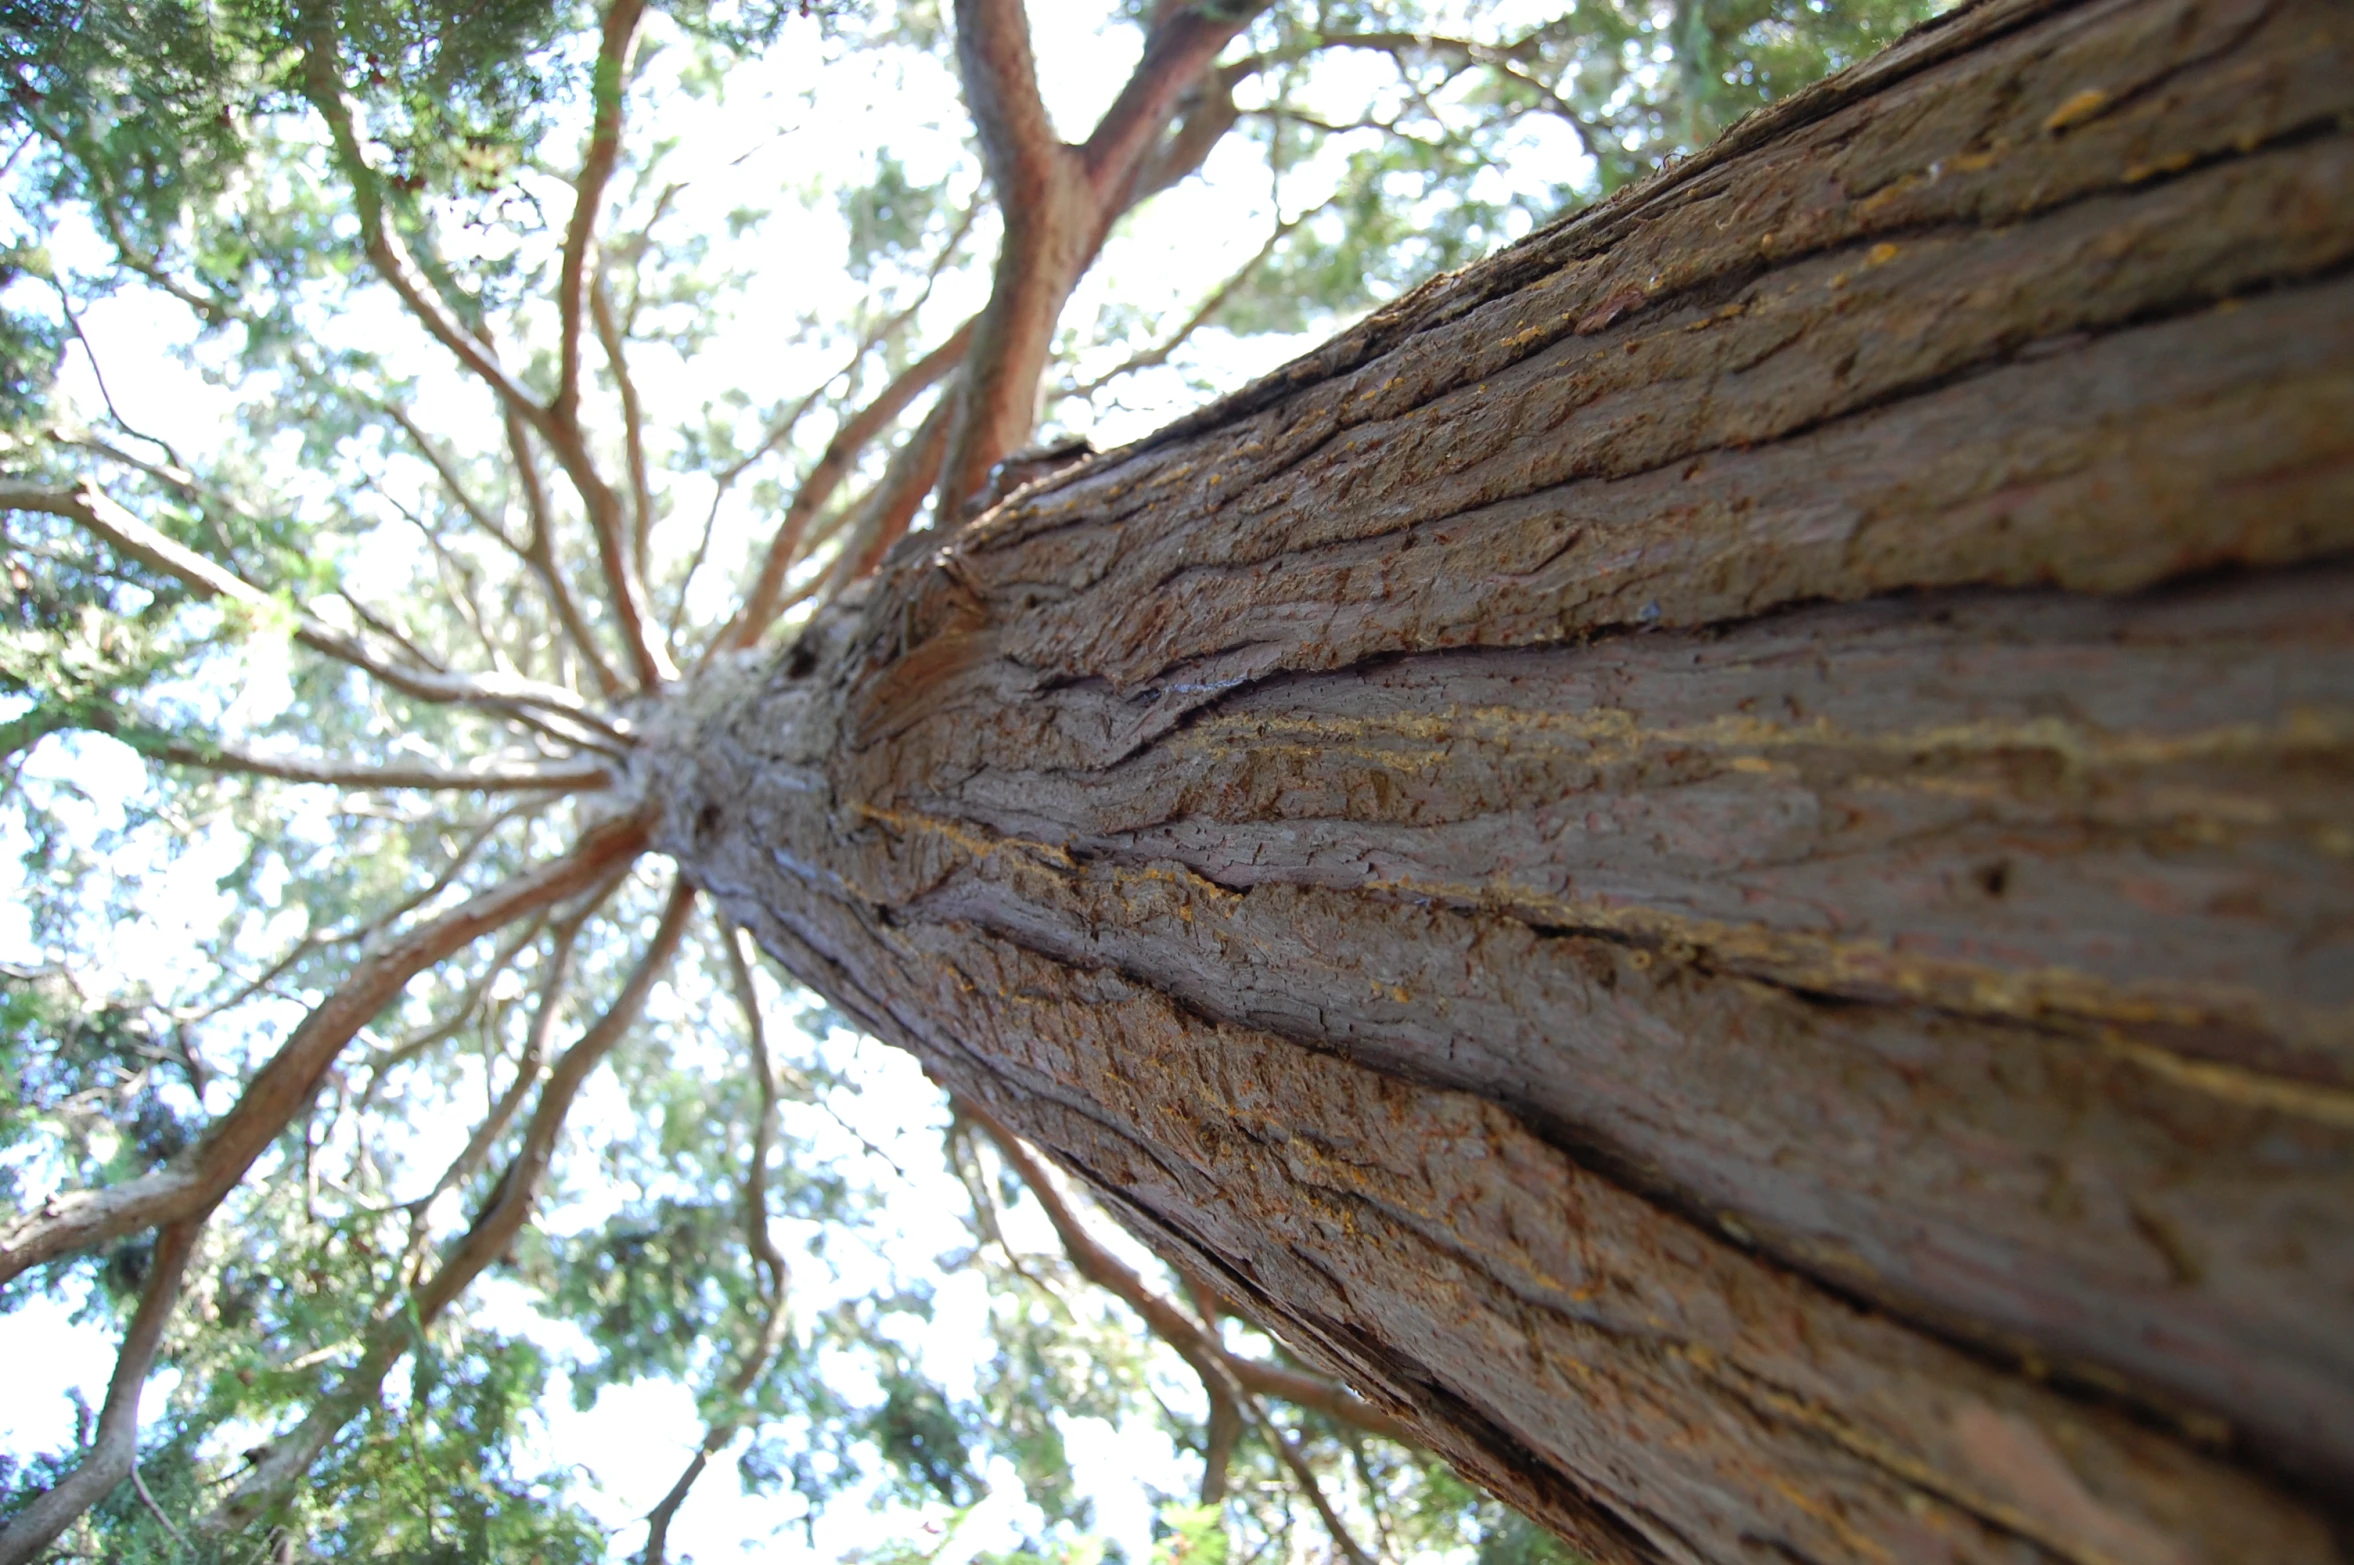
[
  {"x1": 292, "y1": 13, "x2": 550, "y2": 438},
  {"x1": 359, "y1": 912, "x2": 552, "y2": 1109},
  {"x1": 291, "y1": 7, "x2": 668, "y2": 690},
  {"x1": 0, "y1": 810, "x2": 652, "y2": 1286},
  {"x1": 1065, "y1": 207, "x2": 1312, "y2": 400},
  {"x1": 541, "y1": 0, "x2": 672, "y2": 691},
  {"x1": 1246, "y1": 1394, "x2": 1375, "y2": 1565},
  {"x1": 199, "y1": 880, "x2": 696, "y2": 1539},
  {"x1": 825, "y1": 383, "x2": 957, "y2": 597},
  {"x1": 959, "y1": 1103, "x2": 1415, "y2": 1444},
  {"x1": 557, "y1": 0, "x2": 649, "y2": 426},
  {"x1": 380, "y1": 403, "x2": 521, "y2": 554},
  {"x1": 133, "y1": 726, "x2": 611, "y2": 794},
  {"x1": 0, "y1": 479, "x2": 629, "y2": 746},
  {"x1": 590, "y1": 276, "x2": 658, "y2": 588},
  {"x1": 1078, "y1": 10, "x2": 1259, "y2": 209},
  {"x1": 722, "y1": 320, "x2": 974, "y2": 649},
  {"x1": 50, "y1": 282, "x2": 188, "y2": 476},
  {"x1": 640, "y1": 913, "x2": 793, "y2": 1565},
  {"x1": 0, "y1": 1221, "x2": 199, "y2": 1565},
  {"x1": 1239, "y1": 31, "x2": 1605, "y2": 161},
  {"x1": 397, "y1": 891, "x2": 603, "y2": 1256},
  {"x1": 496, "y1": 401, "x2": 628, "y2": 701}
]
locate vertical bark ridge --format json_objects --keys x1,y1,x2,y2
[{"x1": 652, "y1": 0, "x2": 2354, "y2": 1555}]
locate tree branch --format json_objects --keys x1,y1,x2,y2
[
  {"x1": 591, "y1": 277, "x2": 658, "y2": 588},
  {"x1": 292, "y1": 11, "x2": 550, "y2": 439},
  {"x1": 826, "y1": 384, "x2": 958, "y2": 596},
  {"x1": 558, "y1": 0, "x2": 649, "y2": 426},
  {"x1": 0, "y1": 478, "x2": 630, "y2": 746},
  {"x1": 937, "y1": 0, "x2": 1264, "y2": 513},
  {"x1": 383, "y1": 388, "x2": 624, "y2": 700},
  {"x1": 639, "y1": 913, "x2": 793, "y2": 1565},
  {"x1": 1065, "y1": 208, "x2": 1308, "y2": 400},
  {"x1": 199, "y1": 879, "x2": 696, "y2": 1539},
  {"x1": 0, "y1": 811, "x2": 652, "y2": 1286},
  {"x1": 1079, "y1": 11, "x2": 1257, "y2": 208},
  {"x1": 1236, "y1": 31, "x2": 1604, "y2": 161},
  {"x1": 496, "y1": 402, "x2": 629, "y2": 701},
  {"x1": 291, "y1": 7, "x2": 668, "y2": 690},
  {"x1": 359, "y1": 912, "x2": 552, "y2": 1110},
  {"x1": 396, "y1": 893, "x2": 602, "y2": 1257},
  {"x1": 959, "y1": 1103, "x2": 1416, "y2": 1445},
  {"x1": 955, "y1": 0, "x2": 1068, "y2": 209},
  {"x1": 0, "y1": 1221, "x2": 199, "y2": 1565},
  {"x1": 723, "y1": 320, "x2": 974, "y2": 648},
  {"x1": 92, "y1": 715, "x2": 614, "y2": 795}
]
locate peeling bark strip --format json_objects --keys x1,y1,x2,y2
[{"x1": 654, "y1": 0, "x2": 2354, "y2": 1557}]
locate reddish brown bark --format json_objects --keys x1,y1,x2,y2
[{"x1": 653, "y1": 0, "x2": 2354, "y2": 1557}]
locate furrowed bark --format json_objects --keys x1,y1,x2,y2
[
  {"x1": 654, "y1": 0, "x2": 2354, "y2": 1557},
  {"x1": 0, "y1": 811, "x2": 650, "y2": 1286}
]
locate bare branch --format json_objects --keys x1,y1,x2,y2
[
  {"x1": 496, "y1": 402, "x2": 629, "y2": 701},
  {"x1": 959, "y1": 1103, "x2": 1415, "y2": 1445},
  {"x1": 1249, "y1": 1396, "x2": 1375, "y2": 1565},
  {"x1": 640, "y1": 913, "x2": 794, "y2": 1565},
  {"x1": 723, "y1": 320, "x2": 974, "y2": 649},
  {"x1": 1065, "y1": 209, "x2": 1309, "y2": 400},
  {"x1": 1201, "y1": 1377, "x2": 1243, "y2": 1504},
  {"x1": 826, "y1": 384, "x2": 958, "y2": 597},
  {"x1": 0, "y1": 810, "x2": 652, "y2": 1286},
  {"x1": 292, "y1": 15, "x2": 550, "y2": 437},
  {"x1": 0, "y1": 478, "x2": 629, "y2": 745},
  {"x1": 939, "y1": 0, "x2": 1264, "y2": 512},
  {"x1": 200, "y1": 880, "x2": 697, "y2": 1539},
  {"x1": 591, "y1": 276, "x2": 658, "y2": 587},
  {"x1": 120, "y1": 725, "x2": 613, "y2": 794},
  {"x1": 0, "y1": 1221, "x2": 199, "y2": 1565},
  {"x1": 1079, "y1": 11, "x2": 1258, "y2": 208},
  {"x1": 557, "y1": 0, "x2": 650, "y2": 426},
  {"x1": 954, "y1": 0, "x2": 1069, "y2": 209},
  {"x1": 360, "y1": 912, "x2": 552, "y2": 1108},
  {"x1": 1238, "y1": 31, "x2": 1604, "y2": 161},
  {"x1": 398, "y1": 892, "x2": 602, "y2": 1246},
  {"x1": 380, "y1": 402, "x2": 526, "y2": 557},
  {"x1": 290, "y1": 9, "x2": 666, "y2": 690}
]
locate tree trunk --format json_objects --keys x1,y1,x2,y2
[{"x1": 650, "y1": 0, "x2": 2354, "y2": 1557}]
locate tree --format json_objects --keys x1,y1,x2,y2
[{"x1": 2, "y1": 0, "x2": 2348, "y2": 1559}]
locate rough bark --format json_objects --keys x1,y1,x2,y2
[{"x1": 650, "y1": 0, "x2": 2354, "y2": 1557}]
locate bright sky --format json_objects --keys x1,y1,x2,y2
[{"x1": 0, "y1": 0, "x2": 1599, "y2": 1556}]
